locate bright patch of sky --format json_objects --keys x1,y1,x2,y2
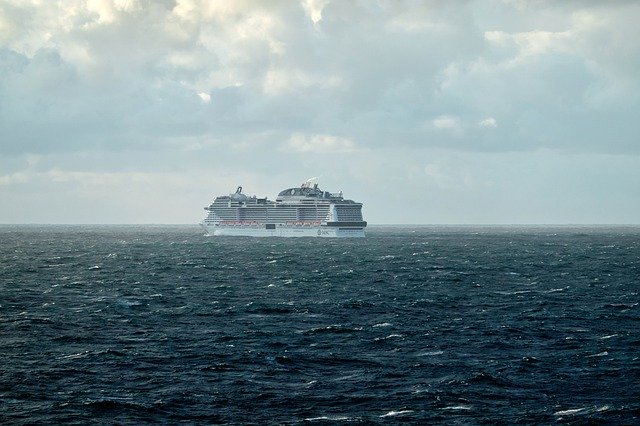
[{"x1": 1, "y1": 0, "x2": 639, "y2": 224}]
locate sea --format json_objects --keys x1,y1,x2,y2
[{"x1": 1, "y1": 225, "x2": 639, "y2": 424}]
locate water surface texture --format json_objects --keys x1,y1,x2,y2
[{"x1": 1, "y1": 225, "x2": 639, "y2": 423}]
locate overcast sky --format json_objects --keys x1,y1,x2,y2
[{"x1": 1, "y1": 0, "x2": 639, "y2": 224}]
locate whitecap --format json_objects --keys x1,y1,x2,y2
[
  {"x1": 546, "y1": 287, "x2": 569, "y2": 293},
  {"x1": 380, "y1": 410, "x2": 414, "y2": 417},
  {"x1": 495, "y1": 290, "x2": 532, "y2": 295},
  {"x1": 600, "y1": 334, "x2": 618, "y2": 340},
  {"x1": 372, "y1": 322, "x2": 392, "y2": 328},
  {"x1": 417, "y1": 350, "x2": 444, "y2": 356},
  {"x1": 442, "y1": 405, "x2": 473, "y2": 411},
  {"x1": 61, "y1": 350, "x2": 90, "y2": 360},
  {"x1": 304, "y1": 415, "x2": 352, "y2": 421},
  {"x1": 333, "y1": 373, "x2": 364, "y2": 382},
  {"x1": 587, "y1": 351, "x2": 608, "y2": 357},
  {"x1": 118, "y1": 300, "x2": 142, "y2": 307},
  {"x1": 374, "y1": 334, "x2": 403, "y2": 341},
  {"x1": 554, "y1": 407, "x2": 586, "y2": 416}
]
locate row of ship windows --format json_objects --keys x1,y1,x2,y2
[
  {"x1": 335, "y1": 207, "x2": 363, "y2": 221},
  {"x1": 214, "y1": 204, "x2": 332, "y2": 208},
  {"x1": 210, "y1": 207, "x2": 358, "y2": 212},
  {"x1": 336, "y1": 214, "x2": 363, "y2": 220},
  {"x1": 210, "y1": 210, "x2": 328, "y2": 215},
  {"x1": 209, "y1": 208, "x2": 361, "y2": 220},
  {"x1": 212, "y1": 206, "x2": 330, "y2": 211},
  {"x1": 209, "y1": 213, "x2": 361, "y2": 218},
  {"x1": 238, "y1": 212, "x2": 330, "y2": 216},
  {"x1": 210, "y1": 209, "x2": 331, "y2": 215},
  {"x1": 212, "y1": 215, "x2": 329, "y2": 220}
]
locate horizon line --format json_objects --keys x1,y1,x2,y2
[{"x1": 1, "y1": 223, "x2": 639, "y2": 227}]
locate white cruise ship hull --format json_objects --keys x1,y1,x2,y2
[
  {"x1": 201, "y1": 224, "x2": 365, "y2": 238},
  {"x1": 201, "y1": 180, "x2": 367, "y2": 238}
]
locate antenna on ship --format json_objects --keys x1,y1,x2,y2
[{"x1": 236, "y1": 186, "x2": 242, "y2": 194}]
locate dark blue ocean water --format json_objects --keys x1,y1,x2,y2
[{"x1": 1, "y1": 225, "x2": 639, "y2": 424}]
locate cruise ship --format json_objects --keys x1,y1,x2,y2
[{"x1": 201, "y1": 179, "x2": 367, "y2": 237}]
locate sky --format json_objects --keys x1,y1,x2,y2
[{"x1": 1, "y1": 0, "x2": 639, "y2": 224}]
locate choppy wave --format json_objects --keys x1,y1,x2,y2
[{"x1": 1, "y1": 225, "x2": 639, "y2": 423}]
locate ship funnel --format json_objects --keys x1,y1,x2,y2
[{"x1": 302, "y1": 177, "x2": 318, "y2": 188}]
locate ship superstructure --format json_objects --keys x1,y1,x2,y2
[{"x1": 201, "y1": 179, "x2": 366, "y2": 237}]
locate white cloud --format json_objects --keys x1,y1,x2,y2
[
  {"x1": 0, "y1": 171, "x2": 29, "y2": 186},
  {"x1": 197, "y1": 92, "x2": 211, "y2": 103},
  {"x1": 484, "y1": 29, "x2": 570, "y2": 60},
  {"x1": 301, "y1": 0, "x2": 329, "y2": 25},
  {"x1": 479, "y1": 117, "x2": 497, "y2": 128},
  {"x1": 432, "y1": 115, "x2": 461, "y2": 130},
  {"x1": 286, "y1": 133, "x2": 357, "y2": 153}
]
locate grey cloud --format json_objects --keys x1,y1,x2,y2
[
  {"x1": 2, "y1": 0, "x2": 639, "y2": 156},
  {"x1": 0, "y1": 0, "x2": 639, "y2": 224}
]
